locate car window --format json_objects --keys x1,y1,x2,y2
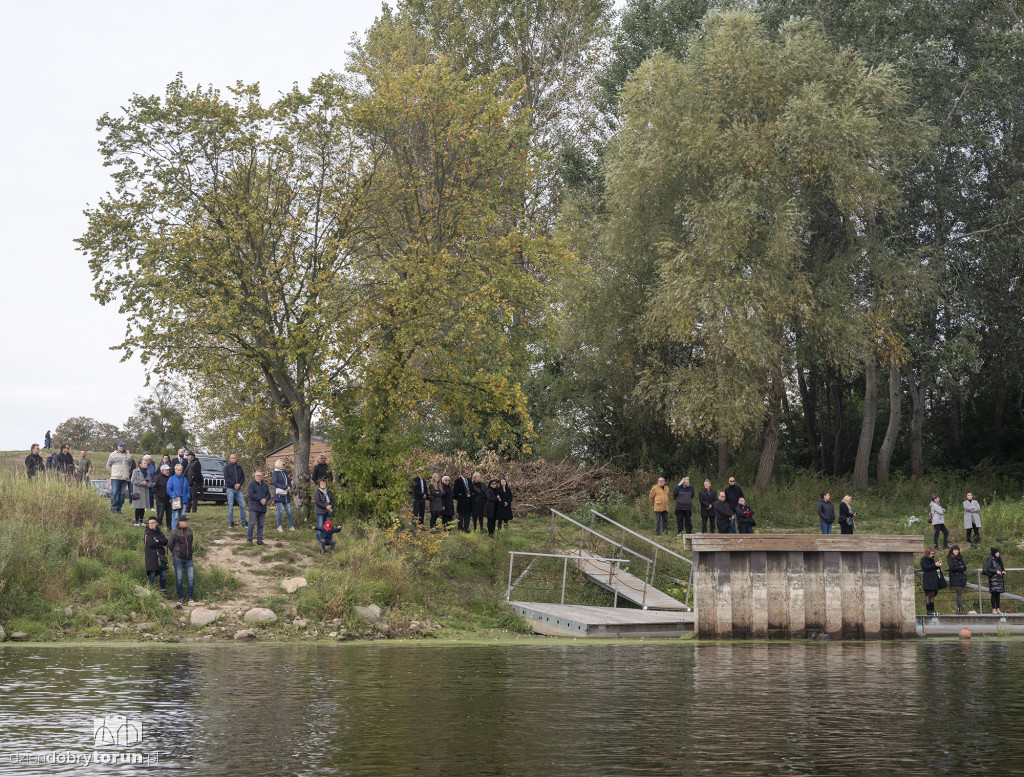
[{"x1": 200, "y1": 457, "x2": 227, "y2": 470}]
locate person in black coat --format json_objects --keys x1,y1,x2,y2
[
  {"x1": 25, "y1": 444, "x2": 45, "y2": 479},
  {"x1": 817, "y1": 493, "x2": 836, "y2": 535},
  {"x1": 410, "y1": 469, "x2": 428, "y2": 526},
  {"x1": 673, "y1": 477, "x2": 695, "y2": 535},
  {"x1": 470, "y1": 473, "x2": 487, "y2": 532},
  {"x1": 725, "y1": 477, "x2": 744, "y2": 512},
  {"x1": 920, "y1": 548, "x2": 942, "y2": 615},
  {"x1": 441, "y1": 476, "x2": 455, "y2": 528},
  {"x1": 714, "y1": 491, "x2": 735, "y2": 534},
  {"x1": 838, "y1": 495, "x2": 856, "y2": 535},
  {"x1": 452, "y1": 469, "x2": 474, "y2": 533},
  {"x1": 484, "y1": 479, "x2": 500, "y2": 536},
  {"x1": 495, "y1": 477, "x2": 513, "y2": 530},
  {"x1": 246, "y1": 470, "x2": 271, "y2": 545},
  {"x1": 427, "y1": 473, "x2": 444, "y2": 529},
  {"x1": 698, "y1": 480, "x2": 716, "y2": 533},
  {"x1": 735, "y1": 497, "x2": 755, "y2": 534},
  {"x1": 947, "y1": 545, "x2": 968, "y2": 614},
  {"x1": 184, "y1": 452, "x2": 203, "y2": 513},
  {"x1": 153, "y1": 463, "x2": 172, "y2": 530},
  {"x1": 143, "y1": 517, "x2": 168, "y2": 593},
  {"x1": 984, "y1": 547, "x2": 1007, "y2": 614}
]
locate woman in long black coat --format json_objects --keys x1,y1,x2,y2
[
  {"x1": 838, "y1": 495, "x2": 857, "y2": 535},
  {"x1": 947, "y1": 545, "x2": 968, "y2": 614},
  {"x1": 427, "y1": 473, "x2": 444, "y2": 529},
  {"x1": 484, "y1": 479, "x2": 500, "y2": 536},
  {"x1": 920, "y1": 548, "x2": 942, "y2": 615},
  {"x1": 143, "y1": 516, "x2": 168, "y2": 593},
  {"x1": 983, "y1": 547, "x2": 1007, "y2": 614},
  {"x1": 495, "y1": 477, "x2": 513, "y2": 530},
  {"x1": 470, "y1": 472, "x2": 487, "y2": 532},
  {"x1": 713, "y1": 491, "x2": 734, "y2": 534},
  {"x1": 441, "y1": 475, "x2": 455, "y2": 529}
]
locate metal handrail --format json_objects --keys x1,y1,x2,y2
[
  {"x1": 550, "y1": 509, "x2": 655, "y2": 565},
  {"x1": 506, "y1": 550, "x2": 630, "y2": 606},
  {"x1": 915, "y1": 567, "x2": 1023, "y2": 613}
]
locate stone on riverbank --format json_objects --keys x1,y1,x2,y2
[
  {"x1": 355, "y1": 604, "x2": 383, "y2": 626},
  {"x1": 191, "y1": 608, "x2": 222, "y2": 627},
  {"x1": 244, "y1": 607, "x2": 278, "y2": 624},
  {"x1": 281, "y1": 577, "x2": 308, "y2": 594},
  {"x1": 10, "y1": 631, "x2": 30, "y2": 641},
  {"x1": 234, "y1": 629, "x2": 257, "y2": 641}
]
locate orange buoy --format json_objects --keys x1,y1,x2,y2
[{"x1": 959, "y1": 628, "x2": 971, "y2": 639}]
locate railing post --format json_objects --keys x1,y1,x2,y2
[
  {"x1": 642, "y1": 560, "x2": 649, "y2": 608},
  {"x1": 550, "y1": 510, "x2": 555, "y2": 541},
  {"x1": 612, "y1": 562, "x2": 620, "y2": 608},
  {"x1": 507, "y1": 552, "x2": 515, "y2": 601},
  {"x1": 685, "y1": 563, "x2": 694, "y2": 609},
  {"x1": 652, "y1": 546, "x2": 659, "y2": 584},
  {"x1": 561, "y1": 556, "x2": 568, "y2": 605}
]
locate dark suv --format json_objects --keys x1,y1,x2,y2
[{"x1": 197, "y1": 455, "x2": 228, "y2": 504}]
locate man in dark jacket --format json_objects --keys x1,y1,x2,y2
[
  {"x1": 154, "y1": 463, "x2": 173, "y2": 529},
  {"x1": 725, "y1": 477, "x2": 744, "y2": 513},
  {"x1": 311, "y1": 454, "x2": 333, "y2": 484},
  {"x1": 54, "y1": 444, "x2": 76, "y2": 481},
  {"x1": 25, "y1": 444, "x2": 45, "y2": 479},
  {"x1": 184, "y1": 451, "x2": 203, "y2": 513},
  {"x1": 714, "y1": 491, "x2": 736, "y2": 534},
  {"x1": 452, "y1": 468, "x2": 473, "y2": 533},
  {"x1": 698, "y1": 480, "x2": 716, "y2": 533},
  {"x1": 171, "y1": 448, "x2": 188, "y2": 472},
  {"x1": 247, "y1": 470, "x2": 271, "y2": 545},
  {"x1": 410, "y1": 468, "x2": 427, "y2": 525},
  {"x1": 673, "y1": 477, "x2": 695, "y2": 536},
  {"x1": 223, "y1": 453, "x2": 247, "y2": 529},
  {"x1": 168, "y1": 514, "x2": 195, "y2": 605}
]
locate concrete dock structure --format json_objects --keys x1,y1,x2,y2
[{"x1": 682, "y1": 535, "x2": 924, "y2": 639}]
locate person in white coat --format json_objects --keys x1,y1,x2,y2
[
  {"x1": 929, "y1": 494, "x2": 948, "y2": 549},
  {"x1": 962, "y1": 492, "x2": 981, "y2": 545}
]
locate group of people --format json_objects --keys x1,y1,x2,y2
[
  {"x1": 24, "y1": 443, "x2": 92, "y2": 483},
  {"x1": 141, "y1": 513, "x2": 197, "y2": 605},
  {"x1": 926, "y1": 492, "x2": 984, "y2": 549},
  {"x1": 921, "y1": 545, "x2": 1008, "y2": 615},
  {"x1": 816, "y1": 493, "x2": 858, "y2": 534},
  {"x1": 105, "y1": 444, "x2": 205, "y2": 525},
  {"x1": 649, "y1": 476, "x2": 755, "y2": 535},
  {"x1": 409, "y1": 469, "x2": 513, "y2": 536}
]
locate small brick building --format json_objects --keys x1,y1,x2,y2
[{"x1": 263, "y1": 436, "x2": 331, "y2": 475}]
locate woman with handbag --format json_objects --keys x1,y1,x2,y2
[
  {"x1": 947, "y1": 545, "x2": 968, "y2": 614},
  {"x1": 984, "y1": 547, "x2": 1007, "y2": 614},
  {"x1": 130, "y1": 454, "x2": 153, "y2": 527},
  {"x1": 166, "y1": 463, "x2": 191, "y2": 530},
  {"x1": 920, "y1": 548, "x2": 943, "y2": 615},
  {"x1": 838, "y1": 495, "x2": 857, "y2": 535},
  {"x1": 143, "y1": 517, "x2": 169, "y2": 593}
]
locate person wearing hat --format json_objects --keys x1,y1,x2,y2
[
  {"x1": 168, "y1": 513, "x2": 196, "y2": 605},
  {"x1": 106, "y1": 442, "x2": 133, "y2": 514},
  {"x1": 154, "y1": 462, "x2": 173, "y2": 530}
]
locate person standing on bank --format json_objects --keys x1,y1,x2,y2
[
  {"x1": 470, "y1": 472, "x2": 487, "y2": 532},
  {"x1": 495, "y1": 477, "x2": 513, "y2": 530},
  {"x1": 714, "y1": 491, "x2": 735, "y2": 534},
  {"x1": 410, "y1": 468, "x2": 428, "y2": 526},
  {"x1": 166, "y1": 463, "x2": 190, "y2": 530},
  {"x1": 725, "y1": 477, "x2": 744, "y2": 513},
  {"x1": 154, "y1": 462, "x2": 172, "y2": 529},
  {"x1": 427, "y1": 472, "x2": 444, "y2": 529},
  {"x1": 649, "y1": 477, "x2": 671, "y2": 536},
  {"x1": 272, "y1": 459, "x2": 295, "y2": 531},
  {"x1": 963, "y1": 492, "x2": 981, "y2": 545},
  {"x1": 920, "y1": 548, "x2": 942, "y2": 616},
  {"x1": 77, "y1": 450, "x2": 92, "y2": 486},
  {"x1": 453, "y1": 469, "x2": 473, "y2": 533},
  {"x1": 130, "y1": 454, "x2": 153, "y2": 526},
  {"x1": 223, "y1": 453, "x2": 247, "y2": 529},
  {"x1": 169, "y1": 514, "x2": 196, "y2": 605},
  {"x1": 172, "y1": 448, "x2": 187, "y2": 473},
  {"x1": 25, "y1": 444, "x2": 45, "y2": 479},
  {"x1": 984, "y1": 548, "x2": 1006, "y2": 614},
  {"x1": 838, "y1": 495, "x2": 856, "y2": 535},
  {"x1": 929, "y1": 494, "x2": 949, "y2": 549},
  {"x1": 143, "y1": 517, "x2": 168, "y2": 594},
  {"x1": 106, "y1": 442, "x2": 133, "y2": 514},
  {"x1": 817, "y1": 492, "x2": 836, "y2": 535},
  {"x1": 673, "y1": 477, "x2": 695, "y2": 536},
  {"x1": 735, "y1": 496, "x2": 755, "y2": 534},
  {"x1": 485, "y1": 479, "x2": 500, "y2": 536},
  {"x1": 55, "y1": 444, "x2": 76, "y2": 481},
  {"x1": 311, "y1": 453, "x2": 333, "y2": 485},
  {"x1": 247, "y1": 470, "x2": 270, "y2": 545},
  {"x1": 313, "y1": 477, "x2": 334, "y2": 531},
  {"x1": 44, "y1": 430, "x2": 51, "y2": 450},
  {"x1": 441, "y1": 475, "x2": 455, "y2": 528},
  {"x1": 699, "y1": 480, "x2": 716, "y2": 534},
  {"x1": 947, "y1": 545, "x2": 968, "y2": 615},
  {"x1": 184, "y1": 451, "x2": 203, "y2": 514}
]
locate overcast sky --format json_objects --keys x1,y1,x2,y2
[{"x1": 0, "y1": 0, "x2": 381, "y2": 450}]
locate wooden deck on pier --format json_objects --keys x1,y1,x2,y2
[
  {"x1": 572, "y1": 549, "x2": 690, "y2": 611},
  {"x1": 509, "y1": 602, "x2": 694, "y2": 638}
]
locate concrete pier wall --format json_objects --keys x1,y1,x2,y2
[{"x1": 683, "y1": 536, "x2": 923, "y2": 639}]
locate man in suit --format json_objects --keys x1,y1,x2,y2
[
  {"x1": 452, "y1": 468, "x2": 473, "y2": 533},
  {"x1": 410, "y1": 468, "x2": 427, "y2": 526},
  {"x1": 171, "y1": 448, "x2": 188, "y2": 473}
]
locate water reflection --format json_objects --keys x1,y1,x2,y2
[{"x1": 1, "y1": 641, "x2": 1023, "y2": 776}]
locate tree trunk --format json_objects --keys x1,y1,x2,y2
[
  {"x1": 290, "y1": 409, "x2": 313, "y2": 524},
  {"x1": 908, "y1": 374, "x2": 925, "y2": 478},
  {"x1": 876, "y1": 365, "x2": 901, "y2": 485},
  {"x1": 796, "y1": 365, "x2": 821, "y2": 471},
  {"x1": 852, "y1": 356, "x2": 877, "y2": 489},
  {"x1": 754, "y1": 368, "x2": 782, "y2": 495}
]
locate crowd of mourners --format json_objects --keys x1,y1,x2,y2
[
  {"x1": 409, "y1": 469, "x2": 513, "y2": 536},
  {"x1": 647, "y1": 475, "x2": 755, "y2": 535}
]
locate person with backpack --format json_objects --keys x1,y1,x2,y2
[{"x1": 673, "y1": 477, "x2": 695, "y2": 536}]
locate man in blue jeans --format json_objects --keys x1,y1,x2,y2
[
  {"x1": 106, "y1": 442, "x2": 133, "y2": 514},
  {"x1": 222, "y1": 453, "x2": 247, "y2": 528},
  {"x1": 169, "y1": 514, "x2": 195, "y2": 604}
]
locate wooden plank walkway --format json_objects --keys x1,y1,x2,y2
[
  {"x1": 571, "y1": 549, "x2": 689, "y2": 611},
  {"x1": 509, "y1": 602, "x2": 694, "y2": 638}
]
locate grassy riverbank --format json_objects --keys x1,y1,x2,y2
[{"x1": 1, "y1": 461, "x2": 1022, "y2": 643}]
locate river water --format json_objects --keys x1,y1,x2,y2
[{"x1": 1, "y1": 640, "x2": 1021, "y2": 776}]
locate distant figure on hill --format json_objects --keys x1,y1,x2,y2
[
  {"x1": 77, "y1": 450, "x2": 92, "y2": 485},
  {"x1": 311, "y1": 453, "x2": 333, "y2": 484},
  {"x1": 673, "y1": 476, "x2": 695, "y2": 536},
  {"x1": 725, "y1": 477, "x2": 744, "y2": 512},
  {"x1": 44, "y1": 430, "x2": 51, "y2": 449},
  {"x1": 963, "y1": 492, "x2": 981, "y2": 545},
  {"x1": 649, "y1": 476, "x2": 670, "y2": 536},
  {"x1": 698, "y1": 480, "x2": 716, "y2": 534},
  {"x1": 166, "y1": 463, "x2": 190, "y2": 529},
  {"x1": 817, "y1": 492, "x2": 835, "y2": 535},
  {"x1": 55, "y1": 444, "x2": 76, "y2": 481},
  {"x1": 24, "y1": 444, "x2": 45, "y2": 479},
  {"x1": 106, "y1": 442, "x2": 133, "y2": 514}
]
